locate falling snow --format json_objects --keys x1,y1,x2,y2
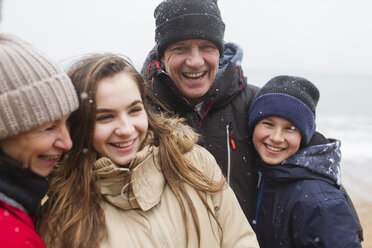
[{"x1": 80, "y1": 92, "x2": 88, "y2": 100}]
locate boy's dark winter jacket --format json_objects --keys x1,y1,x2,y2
[
  {"x1": 254, "y1": 134, "x2": 362, "y2": 248},
  {"x1": 141, "y1": 43, "x2": 259, "y2": 222}
]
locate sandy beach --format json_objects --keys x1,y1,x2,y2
[
  {"x1": 353, "y1": 200, "x2": 372, "y2": 248},
  {"x1": 342, "y1": 161, "x2": 372, "y2": 248}
]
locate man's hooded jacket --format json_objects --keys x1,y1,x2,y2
[{"x1": 141, "y1": 42, "x2": 259, "y2": 222}]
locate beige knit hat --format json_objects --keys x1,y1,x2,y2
[{"x1": 0, "y1": 33, "x2": 79, "y2": 140}]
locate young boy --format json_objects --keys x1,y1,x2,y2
[{"x1": 247, "y1": 75, "x2": 362, "y2": 248}]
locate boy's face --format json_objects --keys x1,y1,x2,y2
[{"x1": 253, "y1": 116, "x2": 301, "y2": 165}]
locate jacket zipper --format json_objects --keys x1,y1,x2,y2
[
  {"x1": 254, "y1": 171, "x2": 264, "y2": 232},
  {"x1": 225, "y1": 122, "x2": 237, "y2": 184},
  {"x1": 152, "y1": 206, "x2": 175, "y2": 248}
]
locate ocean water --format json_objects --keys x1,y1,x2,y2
[
  {"x1": 248, "y1": 72, "x2": 372, "y2": 201},
  {"x1": 317, "y1": 115, "x2": 372, "y2": 200}
]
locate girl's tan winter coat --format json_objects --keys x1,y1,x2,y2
[{"x1": 94, "y1": 123, "x2": 258, "y2": 248}]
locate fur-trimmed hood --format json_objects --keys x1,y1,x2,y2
[{"x1": 150, "y1": 117, "x2": 199, "y2": 154}]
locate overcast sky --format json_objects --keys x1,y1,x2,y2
[{"x1": 1, "y1": 0, "x2": 371, "y2": 78}]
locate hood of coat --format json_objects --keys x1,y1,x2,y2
[
  {"x1": 141, "y1": 43, "x2": 245, "y2": 113},
  {"x1": 260, "y1": 139, "x2": 342, "y2": 186},
  {"x1": 93, "y1": 119, "x2": 198, "y2": 211}
]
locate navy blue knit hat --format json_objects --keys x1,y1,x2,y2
[
  {"x1": 247, "y1": 75, "x2": 320, "y2": 145},
  {"x1": 154, "y1": 0, "x2": 225, "y2": 58}
]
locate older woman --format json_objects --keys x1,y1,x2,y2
[{"x1": 0, "y1": 33, "x2": 78, "y2": 247}]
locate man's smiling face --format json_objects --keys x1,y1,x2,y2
[{"x1": 161, "y1": 39, "x2": 220, "y2": 106}]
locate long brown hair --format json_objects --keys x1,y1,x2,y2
[{"x1": 39, "y1": 54, "x2": 224, "y2": 247}]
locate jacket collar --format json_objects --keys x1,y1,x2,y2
[
  {"x1": 259, "y1": 139, "x2": 341, "y2": 186},
  {"x1": 94, "y1": 145, "x2": 165, "y2": 211},
  {"x1": 282, "y1": 139, "x2": 341, "y2": 185}
]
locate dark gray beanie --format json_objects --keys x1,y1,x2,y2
[
  {"x1": 247, "y1": 75, "x2": 320, "y2": 145},
  {"x1": 154, "y1": 0, "x2": 225, "y2": 58}
]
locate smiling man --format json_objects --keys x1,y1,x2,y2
[{"x1": 141, "y1": 0, "x2": 259, "y2": 224}]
